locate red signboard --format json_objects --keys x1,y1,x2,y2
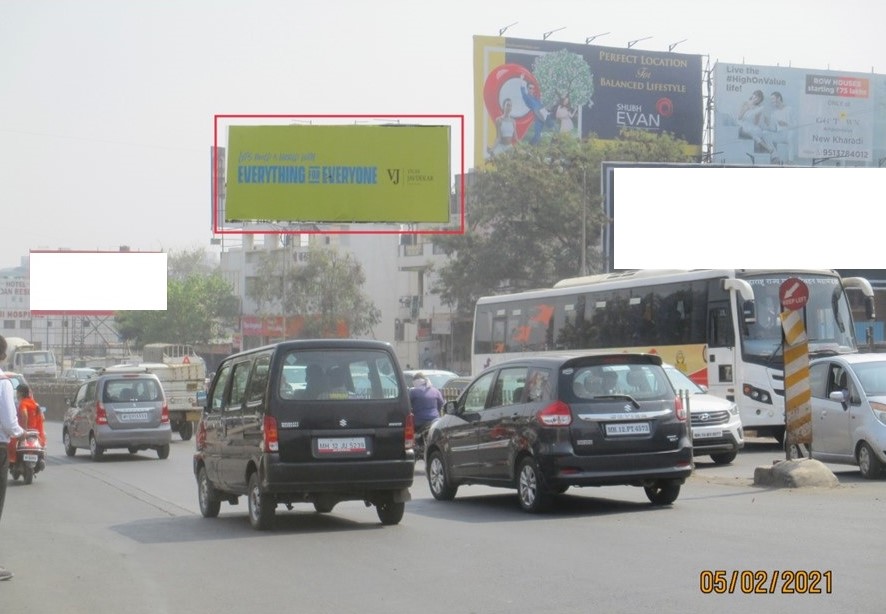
[{"x1": 779, "y1": 278, "x2": 809, "y2": 311}]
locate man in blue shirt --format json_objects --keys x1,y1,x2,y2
[{"x1": 409, "y1": 372, "x2": 444, "y2": 431}]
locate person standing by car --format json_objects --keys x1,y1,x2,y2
[
  {"x1": 409, "y1": 372, "x2": 444, "y2": 432},
  {"x1": 0, "y1": 335, "x2": 26, "y2": 581}
]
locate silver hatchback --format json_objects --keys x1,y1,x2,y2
[{"x1": 63, "y1": 372, "x2": 172, "y2": 460}]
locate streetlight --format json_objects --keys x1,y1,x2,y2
[
  {"x1": 498, "y1": 21, "x2": 517, "y2": 36},
  {"x1": 543, "y1": 26, "x2": 566, "y2": 40},
  {"x1": 585, "y1": 32, "x2": 610, "y2": 44},
  {"x1": 668, "y1": 39, "x2": 687, "y2": 52},
  {"x1": 627, "y1": 36, "x2": 652, "y2": 49}
]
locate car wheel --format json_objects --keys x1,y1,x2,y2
[
  {"x1": 248, "y1": 472, "x2": 275, "y2": 530},
  {"x1": 313, "y1": 501, "x2": 335, "y2": 513},
  {"x1": 857, "y1": 442, "x2": 884, "y2": 479},
  {"x1": 156, "y1": 444, "x2": 170, "y2": 460},
  {"x1": 710, "y1": 450, "x2": 738, "y2": 465},
  {"x1": 63, "y1": 429, "x2": 76, "y2": 457},
  {"x1": 645, "y1": 480, "x2": 681, "y2": 505},
  {"x1": 197, "y1": 466, "x2": 221, "y2": 518},
  {"x1": 517, "y1": 456, "x2": 552, "y2": 513},
  {"x1": 427, "y1": 451, "x2": 458, "y2": 501},
  {"x1": 89, "y1": 434, "x2": 104, "y2": 461},
  {"x1": 376, "y1": 501, "x2": 405, "y2": 525},
  {"x1": 178, "y1": 421, "x2": 194, "y2": 441}
]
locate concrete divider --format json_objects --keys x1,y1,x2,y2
[{"x1": 30, "y1": 381, "x2": 80, "y2": 422}]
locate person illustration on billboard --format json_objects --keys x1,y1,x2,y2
[
  {"x1": 554, "y1": 94, "x2": 578, "y2": 134},
  {"x1": 489, "y1": 98, "x2": 517, "y2": 156},
  {"x1": 762, "y1": 91, "x2": 794, "y2": 164},
  {"x1": 737, "y1": 89, "x2": 775, "y2": 155},
  {"x1": 519, "y1": 74, "x2": 550, "y2": 145}
]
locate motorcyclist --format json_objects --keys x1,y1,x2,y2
[
  {"x1": 10, "y1": 385, "x2": 46, "y2": 473},
  {"x1": 408, "y1": 372, "x2": 444, "y2": 446}
]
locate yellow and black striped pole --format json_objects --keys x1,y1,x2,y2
[{"x1": 779, "y1": 277, "x2": 811, "y2": 459}]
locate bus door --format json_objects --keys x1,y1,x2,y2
[{"x1": 706, "y1": 300, "x2": 736, "y2": 402}]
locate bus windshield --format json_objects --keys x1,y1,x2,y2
[{"x1": 741, "y1": 273, "x2": 856, "y2": 365}]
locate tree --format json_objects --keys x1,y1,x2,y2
[
  {"x1": 433, "y1": 130, "x2": 693, "y2": 317},
  {"x1": 532, "y1": 48, "x2": 594, "y2": 109},
  {"x1": 115, "y1": 250, "x2": 239, "y2": 348},
  {"x1": 247, "y1": 245, "x2": 381, "y2": 338}
]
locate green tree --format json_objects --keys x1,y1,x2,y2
[
  {"x1": 247, "y1": 245, "x2": 380, "y2": 338},
  {"x1": 532, "y1": 48, "x2": 594, "y2": 109},
  {"x1": 433, "y1": 130, "x2": 693, "y2": 317},
  {"x1": 115, "y1": 250, "x2": 239, "y2": 348}
]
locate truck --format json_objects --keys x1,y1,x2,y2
[
  {"x1": 2, "y1": 336, "x2": 59, "y2": 380},
  {"x1": 104, "y1": 343, "x2": 206, "y2": 441}
]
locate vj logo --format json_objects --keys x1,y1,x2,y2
[{"x1": 387, "y1": 169, "x2": 400, "y2": 185}]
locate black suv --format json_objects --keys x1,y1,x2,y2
[
  {"x1": 425, "y1": 353, "x2": 694, "y2": 512},
  {"x1": 193, "y1": 339, "x2": 415, "y2": 530}
]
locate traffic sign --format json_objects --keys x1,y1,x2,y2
[{"x1": 779, "y1": 277, "x2": 809, "y2": 311}]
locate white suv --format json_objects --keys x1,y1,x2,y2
[{"x1": 664, "y1": 364, "x2": 744, "y2": 465}]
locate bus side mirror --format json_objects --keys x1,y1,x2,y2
[
  {"x1": 742, "y1": 300, "x2": 756, "y2": 325},
  {"x1": 866, "y1": 296, "x2": 876, "y2": 320}
]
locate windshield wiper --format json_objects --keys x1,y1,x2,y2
[{"x1": 592, "y1": 394, "x2": 641, "y2": 409}]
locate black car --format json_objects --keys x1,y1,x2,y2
[
  {"x1": 425, "y1": 353, "x2": 694, "y2": 513},
  {"x1": 193, "y1": 339, "x2": 415, "y2": 530}
]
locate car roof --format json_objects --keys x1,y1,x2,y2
[
  {"x1": 809, "y1": 352, "x2": 886, "y2": 366},
  {"x1": 223, "y1": 338, "x2": 395, "y2": 362},
  {"x1": 480, "y1": 353, "x2": 663, "y2": 372}
]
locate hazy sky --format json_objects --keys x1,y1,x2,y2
[{"x1": 1, "y1": 0, "x2": 883, "y2": 268}]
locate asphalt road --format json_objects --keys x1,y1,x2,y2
[{"x1": 0, "y1": 423, "x2": 883, "y2": 613}]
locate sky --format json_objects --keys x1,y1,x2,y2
[{"x1": 1, "y1": 0, "x2": 884, "y2": 269}]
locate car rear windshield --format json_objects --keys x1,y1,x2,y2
[
  {"x1": 563, "y1": 363, "x2": 673, "y2": 402},
  {"x1": 278, "y1": 349, "x2": 401, "y2": 401},
  {"x1": 103, "y1": 378, "x2": 163, "y2": 402}
]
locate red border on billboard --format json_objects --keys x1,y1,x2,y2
[{"x1": 212, "y1": 114, "x2": 465, "y2": 236}]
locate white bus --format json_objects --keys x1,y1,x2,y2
[{"x1": 471, "y1": 269, "x2": 875, "y2": 442}]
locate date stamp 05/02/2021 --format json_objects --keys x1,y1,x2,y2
[{"x1": 699, "y1": 570, "x2": 832, "y2": 595}]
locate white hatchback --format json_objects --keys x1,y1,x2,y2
[{"x1": 804, "y1": 353, "x2": 886, "y2": 478}]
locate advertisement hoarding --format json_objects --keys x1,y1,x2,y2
[
  {"x1": 224, "y1": 124, "x2": 451, "y2": 223},
  {"x1": 713, "y1": 63, "x2": 886, "y2": 166},
  {"x1": 474, "y1": 35, "x2": 703, "y2": 164}
]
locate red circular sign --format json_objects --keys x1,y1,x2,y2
[{"x1": 779, "y1": 277, "x2": 809, "y2": 311}]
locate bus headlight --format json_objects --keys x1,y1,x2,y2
[{"x1": 742, "y1": 383, "x2": 772, "y2": 405}]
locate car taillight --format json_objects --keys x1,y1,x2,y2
[
  {"x1": 675, "y1": 396, "x2": 686, "y2": 421},
  {"x1": 404, "y1": 413, "x2": 415, "y2": 449},
  {"x1": 96, "y1": 402, "x2": 108, "y2": 425},
  {"x1": 195, "y1": 420, "x2": 206, "y2": 451},
  {"x1": 161, "y1": 403, "x2": 170, "y2": 423},
  {"x1": 537, "y1": 400, "x2": 572, "y2": 426},
  {"x1": 263, "y1": 415, "x2": 279, "y2": 453}
]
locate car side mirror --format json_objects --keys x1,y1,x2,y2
[
  {"x1": 828, "y1": 389, "x2": 849, "y2": 405},
  {"x1": 443, "y1": 400, "x2": 457, "y2": 415}
]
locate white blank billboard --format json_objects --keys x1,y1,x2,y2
[
  {"x1": 613, "y1": 167, "x2": 885, "y2": 269},
  {"x1": 30, "y1": 251, "x2": 167, "y2": 312}
]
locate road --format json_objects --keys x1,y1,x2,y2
[{"x1": 0, "y1": 422, "x2": 883, "y2": 613}]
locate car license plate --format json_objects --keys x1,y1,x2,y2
[
  {"x1": 22, "y1": 454, "x2": 38, "y2": 463},
  {"x1": 119, "y1": 412, "x2": 148, "y2": 422},
  {"x1": 692, "y1": 429, "x2": 723, "y2": 439},
  {"x1": 316, "y1": 437, "x2": 368, "y2": 455},
  {"x1": 605, "y1": 422, "x2": 650, "y2": 436}
]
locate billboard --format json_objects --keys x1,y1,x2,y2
[
  {"x1": 713, "y1": 63, "x2": 886, "y2": 167},
  {"x1": 224, "y1": 124, "x2": 451, "y2": 223},
  {"x1": 474, "y1": 35, "x2": 703, "y2": 164}
]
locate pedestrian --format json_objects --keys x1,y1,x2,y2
[
  {"x1": 0, "y1": 334, "x2": 26, "y2": 581},
  {"x1": 408, "y1": 372, "x2": 444, "y2": 432}
]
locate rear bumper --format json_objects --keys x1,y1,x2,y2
[
  {"x1": 540, "y1": 444, "x2": 694, "y2": 487},
  {"x1": 260, "y1": 456, "x2": 415, "y2": 494},
  {"x1": 95, "y1": 424, "x2": 172, "y2": 448}
]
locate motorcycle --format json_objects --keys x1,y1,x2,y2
[{"x1": 9, "y1": 429, "x2": 46, "y2": 485}]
